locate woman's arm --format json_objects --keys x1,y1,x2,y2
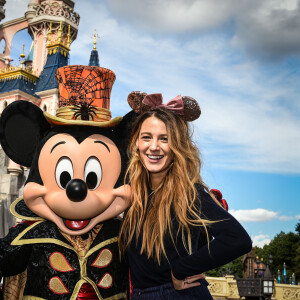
[{"x1": 171, "y1": 186, "x2": 252, "y2": 280}]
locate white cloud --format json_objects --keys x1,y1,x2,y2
[
  {"x1": 107, "y1": 0, "x2": 240, "y2": 33},
  {"x1": 233, "y1": 0, "x2": 300, "y2": 59},
  {"x1": 229, "y1": 208, "x2": 278, "y2": 222},
  {"x1": 107, "y1": 0, "x2": 300, "y2": 59},
  {"x1": 230, "y1": 209, "x2": 300, "y2": 223},
  {"x1": 279, "y1": 215, "x2": 297, "y2": 221},
  {"x1": 252, "y1": 234, "x2": 271, "y2": 247}
]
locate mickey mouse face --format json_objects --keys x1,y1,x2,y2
[{"x1": 24, "y1": 133, "x2": 122, "y2": 234}]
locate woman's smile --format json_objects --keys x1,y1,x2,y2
[{"x1": 146, "y1": 154, "x2": 165, "y2": 163}]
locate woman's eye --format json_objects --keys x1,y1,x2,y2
[
  {"x1": 161, "y1": 137, "x2": 168, "y2": 142},
  {"x1": 141, "y1": 136, "x2": 151, "y2": 140},
  {"x1": 84, "y1": 157, "x2": 102, "y2": 190},
  {"x1": 55, "y1": 157, "x2": 73, "y2": 189}
]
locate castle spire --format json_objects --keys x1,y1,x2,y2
[{"x1": 89, "y1": 29, "x2": 100, "y2": 67}]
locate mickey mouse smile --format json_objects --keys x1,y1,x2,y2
[{"x1": 63, "y1": 219, "x2": 90, "y2": 230}]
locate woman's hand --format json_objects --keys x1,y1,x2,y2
[{"x1": 171, "y1": 272, "x2": 206, "y2": 290}]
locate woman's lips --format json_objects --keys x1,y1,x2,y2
[
  {"x1": 146, "y1": 154, "x2": 164, "y2": 163},
  {"x1": 64, "y1": 219, "x2": 90, "y2": 230}
]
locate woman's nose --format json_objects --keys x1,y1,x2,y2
[{"x1": 149, "y1": 139, "x2": 159, "y2": 150}]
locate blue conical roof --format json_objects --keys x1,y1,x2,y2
[
  {"x1": 35, "y1": 45, "x2": 69, "y2": 92},
  {"x1": 89, "y1": 49, "x2": 100, "y2": 67}
]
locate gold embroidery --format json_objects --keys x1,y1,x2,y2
[
  {"x1": 11, "y1": 221, "x2": 74, "y2": 251},
  {"x1": 92, "y1": 248, "x2": 112, "y2": 268},
  {"x1": 4, "y1": 269, "x2": 27, "y2": 300},
  {"x1": 49, "y1": 277, "x2": 70, "y2": 294},
  {"x1": 97, "y1": 273, "x2": 113, "y2": 288},
  {"x1": 10, "y1": 197, "x2": 43, "y2": 221},
  {"x1": 49, "y1": 252, "x2": 74, "y2": 272},
  {"x1": 61, "y1": 224, "x2": 102, "y2": 258},
  {"x1": 86, "y1": 237, "x2": 118, "y2": 258}
]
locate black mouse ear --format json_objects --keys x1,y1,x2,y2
[
  {"x1": 0, "y1": 100, "x2": 51, "y2": 167},
  {"x1": 116, "y1": 110, "x2": 138, "y2": 137},
  {"x1": 114, "y1": 110, "x2": 138, "y2": 148}
]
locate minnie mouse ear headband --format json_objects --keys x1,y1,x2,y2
[{"x1": 127, "y1": 91, "x2": 201, "y2": 122}]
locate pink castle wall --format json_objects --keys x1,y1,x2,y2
[{"x1": 0, "y1": 19, "x2": 29, "y2": 69}]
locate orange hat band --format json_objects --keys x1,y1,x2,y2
[{"x1": 56, "y1": 106, "x2": 112, "y2": 122}]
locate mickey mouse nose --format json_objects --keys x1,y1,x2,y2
[{"x1": 66, "y1": 179, "x2": 87, "y2": 202}]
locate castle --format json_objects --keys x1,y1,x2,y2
[{"x1": 0, "y1": 0, "x2": 99, "y2": 237}]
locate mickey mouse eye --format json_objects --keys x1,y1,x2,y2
[
  {"x1": 55, "y1": 157, "x2": 73, "y2": 189},
  {"x1": 84, "y1": 157, "x2": 102, "y2": 190}
]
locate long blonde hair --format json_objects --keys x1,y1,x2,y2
[{"x1": 119, "y1": 108, "x2": 220, "y2": 263}]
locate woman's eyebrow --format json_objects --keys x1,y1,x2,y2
[
  {"x1": 95, "y1": 140, "x2": 110, "y2": 152},
  {"x1": 50, "y1": 141, "x2": 66, "y2": 153}
]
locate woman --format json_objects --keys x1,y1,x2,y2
[{"x1": 118, "y1": 91, "x2": 252, "y2": 299}]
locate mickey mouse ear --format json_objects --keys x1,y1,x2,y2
[
  {"x1": 181, "y1": 96, "x2": 201, "y2": 122},
  {"x1": 0, "y1": 101, "x2": 50, "y2": 167},
  {"x1": 127, "y1": 91, "x2": 148, "y2": 114}
]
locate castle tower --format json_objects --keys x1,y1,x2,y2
[
  {"x1": 25, "y1": 0, "x2": 79, "y2": 76},
  {"x1": 34, "y1": 21, "x2": 71, "y2": 115}
]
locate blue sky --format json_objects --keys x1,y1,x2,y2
[{"x1": 5, "y1": 0, "x2": 300, "y2": 247}]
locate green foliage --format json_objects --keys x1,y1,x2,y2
[
  {"x1": 255, "y1": 230, "x2": 300, "y2": 282},
  {"x1": 205, "y1": 256, "x2": 244, "y2": 278}
]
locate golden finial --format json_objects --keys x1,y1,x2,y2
[
  {"x1": 67, "y1": 25, "x2": 71, "y2": 48},
  {"x1": 48, "y1": 22, "x2": 52, "y2": 45},
  {"x1": 20, "y1": 44, "x2": 26, "y2": 69},
  {"x1": 93, "y1": 29, "x2": 99, "y2": 50},
  {"x1": 58, "y1": 21, "x2": 62, "y2": 44}
]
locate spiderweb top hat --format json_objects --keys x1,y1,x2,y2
[{"x1": 44, "y1": 65, "x2": 122, "y2": 127}]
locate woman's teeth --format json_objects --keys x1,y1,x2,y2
[{"x1": 147, "y1": 155, "x2": 164, "y2": 160}]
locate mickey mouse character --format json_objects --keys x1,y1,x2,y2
[{"x1": 0, "y1": 65, "x2": 133, "y2": 299}]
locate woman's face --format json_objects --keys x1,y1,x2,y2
[{"x1": 137, "y1": 116, "x2": 174, "y2": 176}]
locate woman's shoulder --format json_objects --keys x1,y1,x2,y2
[
  {"x1": 194, "y1": 183, "x2": 225, "y2": 215},
  {"x1": 194, "y1": 183, "x2": 210, "y2": 201},
  {"x1": 193, "y1": 183, "x2": 213, "y2": 210}
]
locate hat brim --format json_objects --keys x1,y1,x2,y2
[{"x1": 44, "y1": 112, "x2": 122, "y2": 127}]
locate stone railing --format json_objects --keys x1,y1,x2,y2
[
  {"x1": 206, "y1": 276, "x2": 300, "y2": 300},
  {"x1": 274, "y1": 283, "x2": 300, "y2": 300},
  {"x1": 207, "y1": 275, "x2": 240, "y2": 299}
]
